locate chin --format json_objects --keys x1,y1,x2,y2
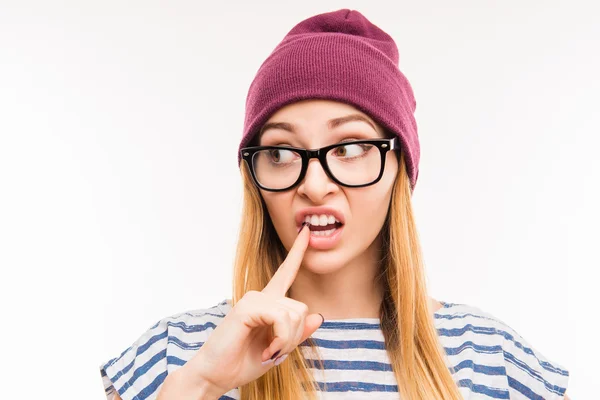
[{"x1": 301, "y1": 251, "x2": 349, "y2": 275}]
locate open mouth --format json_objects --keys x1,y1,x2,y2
[
  {"x1": 307, "y1": 221, "x2": 343, "y2": 236},
  {"x1": 301, "y1": 215, "x2": 344, "y2": 237}
]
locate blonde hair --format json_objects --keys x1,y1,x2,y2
[{"x1": 231, "y1": 146, "x2": 463, "y2": 399}]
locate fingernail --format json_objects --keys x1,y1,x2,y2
[
  {"x1": 261, "y1": 358, "x2": 274, "y2": 367},
  {"x1": 318, "y1": 313, "x2": 325, "y2": 324},
  {"x1": 274, "y1": 353, "x2": 288, "y2": 366},
  {"x1": 297, "y1": 221, "x2": 308, "y2": 233},
  {"x1": 270, "y1": 350, "x2": 281, "y2": 360}
]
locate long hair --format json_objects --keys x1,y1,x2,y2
[{"x1": 231, "y1": 137, "x2": 463, "y2": 399}]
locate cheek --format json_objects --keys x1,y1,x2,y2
[
  {"x1": 349, "y1": 188, "x2": 391, "y2": 227},
  {"x1": 346, "y1": 170, "x2": 396, "y2": 237},
  {"x1": 261, "y1": 192, "x2": 294, "y2": 230}
]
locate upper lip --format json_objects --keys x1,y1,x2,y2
[{"x1": 295, "y1": 206, "x2": 346, "y2": 227}]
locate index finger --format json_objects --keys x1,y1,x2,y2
[{"x1": 262, "y1": 223, "x2": 310, "y2": 297}]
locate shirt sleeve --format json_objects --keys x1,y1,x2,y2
[
  {"x1": 99, "y1": 317, "x2": 169, "y2": 400},
  {"x1": 500, "y1": 322, "x2": 570, "y2": 399}
]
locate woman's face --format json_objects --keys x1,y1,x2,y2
[{"x1": 257, "y1": 99, "x2": 399, "y2": 274}]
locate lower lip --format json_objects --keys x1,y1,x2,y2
[{"x1": 306, "y1": 225, "x2": 344, "y2": 250}]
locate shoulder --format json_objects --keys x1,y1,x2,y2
[
  {"x1": 99, "y1": 299, "x2": 232, "y2": 400},
  {"x1": 435, "y1": 301, "x2": 571, "y2": 399}
]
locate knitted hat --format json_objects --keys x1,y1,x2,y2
[{"x1": 238, "y1": 8, "x2": 420, "y2": 192}]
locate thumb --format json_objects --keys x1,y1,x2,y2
[{"x1": 299, "y1": 313, "x2": 325, "y2": 343}]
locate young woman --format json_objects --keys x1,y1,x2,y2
[{"x1": 100, "y1": 9, "x2": 570, "y2": 400}]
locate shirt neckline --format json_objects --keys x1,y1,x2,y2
[
  {"x1": 220, "y1": 299, "x2": 456, "y2": 324},
  {"x1": 318, "y1": 300, "x2": 456, "y2": 323}
]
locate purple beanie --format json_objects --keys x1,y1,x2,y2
[{"x1": 238, "y1": 8, "x2": 420, "y2": 192}]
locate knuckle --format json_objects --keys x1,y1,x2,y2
[
  {"x1": 236, "y1": 291, "x2": 260, "y2": 313},
  {"x1": 287, "y1": 298, "x2": 309, "y2": 313},
  {"x1": 245, "y1": 290, "x2": 261, "y2": 298},
  {"x1": 275, "y1": 307, "x2": 290, "y2": 322},
  {"x1": 297, "y1": 302, "x2": 309, "y2": 316},
  {"x1": 242, "y1": 290, "x2": 261, "y2": 303},
  {"x1": 288, "y1": 310, "x2": 302, "y2": 324}
]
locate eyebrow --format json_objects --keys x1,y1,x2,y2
[{"x1": 259, "y1": 113, "x2": 378, "y2": 136}]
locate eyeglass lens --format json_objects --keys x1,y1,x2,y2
[{"x1": 252, "y1": 142, "x2": 381, "y2": 190}]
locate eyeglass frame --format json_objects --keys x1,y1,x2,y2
[{"x1": 240, "y1": 137, "x2": 401, "y2": 192}]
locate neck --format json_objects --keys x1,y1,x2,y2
[{"x1": 288, "y1": 236, "x2": 384, "y2": 320}]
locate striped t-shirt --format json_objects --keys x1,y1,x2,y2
[{"x1": 100, "y1": 299, "x2": 570, "y2": 399}]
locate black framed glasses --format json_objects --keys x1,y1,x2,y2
[{"x1": 240, "y1": 137, "x2": 400, "y2": 192}]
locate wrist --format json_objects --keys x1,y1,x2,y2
[
  {"x1": 195, "y1": 376, "x2": 224, "y2": 400},
  {"x1": 163, "y1": 364, "x2": 225, "y2": 400}
]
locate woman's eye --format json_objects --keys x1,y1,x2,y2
[
  {"x1": 334, "y1": 143, "x2": 365, "y2": 158},
  {"x1": 269, "y1": 149, "x2": 295, "y2": 163}
]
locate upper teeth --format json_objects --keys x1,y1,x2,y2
[{"x1": 304, "y1": 214, "x2": 340, "y2": 226}]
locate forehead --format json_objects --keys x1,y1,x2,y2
[{"x1": 257, "y1": 99, "x2": 383, "y2": 142}]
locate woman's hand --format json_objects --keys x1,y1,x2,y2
[{"x1": 166, "y1": 223, "x2": 323, "y2": 398}]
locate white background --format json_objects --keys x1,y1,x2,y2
[{"x1": 0, "y1": 1, "x2": 597, "y2": 398}]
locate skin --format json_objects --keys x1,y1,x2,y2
[
  {"x1": 127, "y1": 99, "x2": 575, "y2": 400},
  {"x1": 255, "y1": 99, "x2": 442, "y2": 320}
]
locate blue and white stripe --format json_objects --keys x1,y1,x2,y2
[{"x1": 100, "y1": 299, "x2": 569, "y2": 400}]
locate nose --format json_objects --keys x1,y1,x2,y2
[{"x1": 297, "y1": 158, "x2": 338, "y2": 202}]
